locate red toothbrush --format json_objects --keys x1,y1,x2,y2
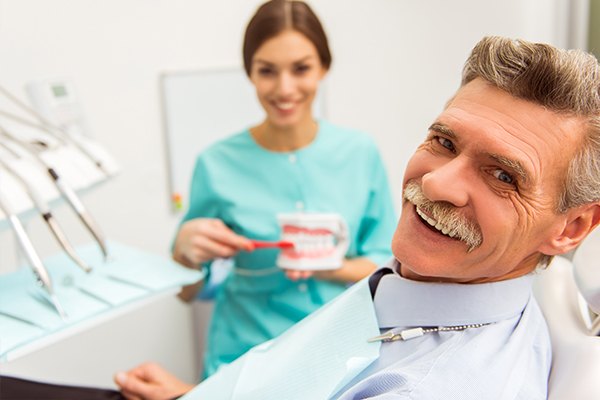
[{"x1": 249, "y1": 240, "x2": 295, "y2": 250}]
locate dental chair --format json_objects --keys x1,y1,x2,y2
[{"x1": 533, "y1": 228, "x2": 600, "y2": 400}]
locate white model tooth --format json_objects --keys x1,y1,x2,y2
[
  {"x1": 435, "y1": 222, "x2": 444, "y2": 230},
  {"x1": 292, "y1": 234, "x2": 302, "y2": 251},
  {"x1": 426, "y1": 216, "x2": 437, "y2": 226},
  {"x1": 441, "y1": 226, "x2": 450, "y2": 235},
  {"x1": 448, "y1": 231, "x2": 456, "y2": 238}
]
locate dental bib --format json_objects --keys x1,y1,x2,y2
[{"x1": 179, "y1": 279, "x2": 380, "y2": 400}]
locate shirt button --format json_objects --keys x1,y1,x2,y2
[
  {"x1": 295, "y1": 201, "x2": 304, "y2": 210},
  {"x1": 289, "y1": 154, "x2": 297, "y2": 163},
  {"x1": 298, "y1": 283, "x2": 308, "y2": 292}
]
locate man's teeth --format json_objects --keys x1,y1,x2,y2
[{"x1": 416, "y1": 207, "x2": 457, "y2": 238}]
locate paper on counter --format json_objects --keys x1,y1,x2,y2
[
  {"x1": 0, "y1": 272, "x2": 64, "y2": 330},
  {"x1": 99, "y1": 242, "x2": 206, "y2": 290},
  {"x1": 76, "y1": 274, "x2": 147, "y2": 306},
  {"x1": 0, "y1": 314, "x2": 45, "y2": 359}
]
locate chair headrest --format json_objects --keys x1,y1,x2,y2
[{"x1": 573, "y1": 228, "x2": 600, "y2": 315}]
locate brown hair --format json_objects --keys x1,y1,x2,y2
[
  {"x1": 242, "y1": 0, "x2": 332, "y2": 76},
  {"x1": 462, "y1": 36, "x2": 600, "y2": 213}
]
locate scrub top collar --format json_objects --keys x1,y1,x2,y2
[
  {"x1": 246, "y1": 119, "x2": 328, "y2": 156},
  {"x1": 372, "y1": 259, "x2": 534, "y2": 329}
]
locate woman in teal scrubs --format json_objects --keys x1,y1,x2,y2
[{"x1": 173, "y1": 0, "x2": 397, "y2": 378}]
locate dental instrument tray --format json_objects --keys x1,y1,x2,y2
[{"x1": 0, "y1": 241, "x2": 204, "y2": 362}]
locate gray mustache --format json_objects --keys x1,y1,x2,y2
[{"x1": 403, "y1": 181, "x2": 483, "y2": 251}]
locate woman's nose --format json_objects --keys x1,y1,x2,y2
[
  {"x1": 275, "y1": 72, "x2": 295, "y2": 96},
  {"x1": 421, "y1": 158, "x2": 470, "y2": 207}
]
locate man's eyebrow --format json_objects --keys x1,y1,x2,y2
[
  {"x1": 429, "y1": 123, "x2": 530, "y2": 184},
  {"x1": 489, "y1": 154, "x2": 529, "y2": 184},
  {"x1": 429, "y1": 123, "x2": 456, "y2": 139}
]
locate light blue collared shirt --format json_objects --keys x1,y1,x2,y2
[{"x1": 334, "y1": 260, "x2": 552, "y2": 399}]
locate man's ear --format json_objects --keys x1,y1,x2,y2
[{"x1": 539, "y1": 203, "x2": 600, "y2": 256}]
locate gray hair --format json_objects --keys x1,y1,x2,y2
[{"x1": 462, "y1": 36, "x2": 600, "y2": 213}]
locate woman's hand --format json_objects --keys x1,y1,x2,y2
[
  {"x1": 173, "y1": 218, "x2": 253, "y2": 301},
  {"x1": 173, "y1": 218, "x2": 253, "y2": 267},
  {"x1": 114, "y1": 362, "x2": 194, "y2": 400}
]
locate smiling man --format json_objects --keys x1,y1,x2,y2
[{"x1": 329, "y1": 39, "x2": 600, "y2": 399}]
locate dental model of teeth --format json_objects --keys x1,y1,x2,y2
[{"x1": 277, "y1": 224, "x2": 345, "y2": 270}]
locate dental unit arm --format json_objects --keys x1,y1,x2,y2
[{"x1": 0, "y1": 84, "x2": 110, "y2": 176}]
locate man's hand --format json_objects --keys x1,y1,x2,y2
[{"x1": 114, "y1": 362, "x2": 194, "y2": 400}]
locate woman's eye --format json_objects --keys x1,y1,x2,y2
[
  {"x1": 258, "y1": 68, "x2": 274, "y2": 76},
  {"x1": 436, "y1": 136, "x2": 455, "y2": 152},
  {"x1": 294, "y1": 64, "x2": 310, "y2": 74},
  {"x1": 492, "y1": 169, "x2": 515, "y2": 185}
]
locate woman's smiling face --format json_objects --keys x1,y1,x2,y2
[{"x1": 249, "y1": 30, "x2": 327, "y2": 130}]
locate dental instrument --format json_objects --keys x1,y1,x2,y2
[
  {"x1": 0, "y1": 127, "x2": 109, "y2": 260},
  {"x1": 0, "y1": 152, "x2": 92, "y2": 273},
  {"x1": 0, "y1": 188, "x2": 68, "y2": 321}
]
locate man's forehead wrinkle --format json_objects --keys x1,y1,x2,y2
[{"x1": 489, "y1": 119, "x2": 548, "y2": 186}]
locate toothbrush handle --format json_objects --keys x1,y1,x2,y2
[{"x1": 249, "y1": 240, "x2": 294, "y2": 249}]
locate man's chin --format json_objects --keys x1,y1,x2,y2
[{"x1": 392, "y1": 245, "x2": 464, "y2": 282}]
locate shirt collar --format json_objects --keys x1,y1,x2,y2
[{"x1": 373, "y1": 259, "x2": 534, "y2": 328}]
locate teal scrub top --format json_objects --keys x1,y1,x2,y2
[{"x1": 180, "y1": 120, "x2": 397, "y2": 377}]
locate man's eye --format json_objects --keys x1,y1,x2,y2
[
  {"x1": 436, "y1": 136, "x2": 455, "y2": 152},
  {"x1": 492, "y1": 169, "x2": 515, "y2": 185}
]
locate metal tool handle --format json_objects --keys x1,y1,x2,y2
[
  {"x1": 0, "y1": 160, "x2": 92, "y2": 272},
  {"x1": 48, "y1": 167, "x2": 109, "y2": 260}
]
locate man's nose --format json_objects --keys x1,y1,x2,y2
[{"x1": 421, "y1": 158, "x2": 470, "y2": 207}]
